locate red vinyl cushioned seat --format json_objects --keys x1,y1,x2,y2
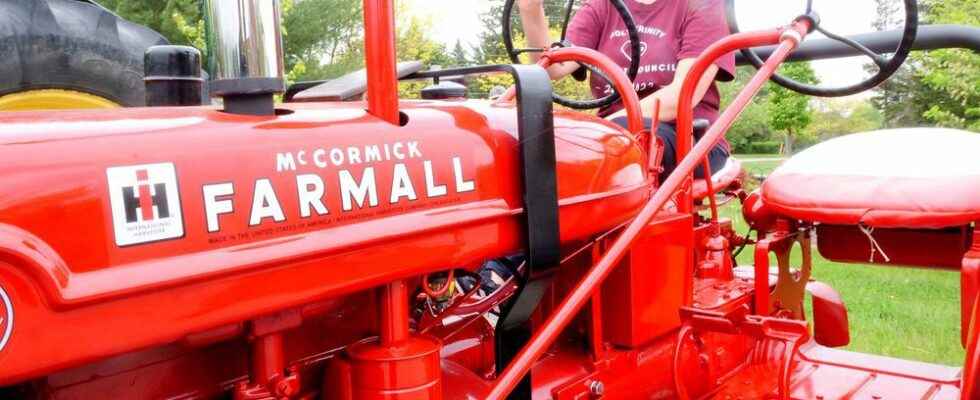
[{"x1": 761, "y1": 128, "x2": 980, "y2": 229}]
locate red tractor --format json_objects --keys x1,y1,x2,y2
[{"x1": 0, "y1": 0, "x2": 978, "y2": 399}]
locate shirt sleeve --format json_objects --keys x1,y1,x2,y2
[
  {"x1": 565, "y1": 0, "x2": 605, "y2": 50},
  {"x1": 678, "y1": 0, "x2": 736, "y2": 82}
]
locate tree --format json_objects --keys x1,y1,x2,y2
[
  {"x1": 767, "y1": 63, "x2": 818, "y2": 155},
  {"x1": 395, "y1": 16, "x2": 456, "y2": 98},
  {"x1": 915, "y1": 0, "x2": 980, "y2": 130},
  {"x1": 282, "y1": 0, "x2": 363, "y2": 81},
  {"x1": 452, "y1": 40, "x2": 470, "y2": 67},
  {"x1": 474, "y1": 0, "x2": 571, "y2": 64},
  {"x1": 98, "y1": 0, "x2": 203, "y2": 47},
  {"x1": 470, "y1": 2, "x2": 595, "y2": 101},
  {"x1": 721, "y1": 67, "x2": 774, "y2": 153},
  {"x1": 868, "y1": 0, "x2": 980, "y2": 131},
  {"x1": 806, "y1": 100, "x2": 884, "y2": 143},
  {"x1": 867, "y1": 0, "x2": 931, "y2": 128}
]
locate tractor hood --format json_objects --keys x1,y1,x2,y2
[{"x1": 0, "y1": 100, "x2": 648, "y2": 383}]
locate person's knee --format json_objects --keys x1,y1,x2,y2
[
  {"x1": 655, "y1": 122, "x2": 677, "y2": 138},
  {"x1": 611, "y1": 116, "x2": 656, "y2": 131}
]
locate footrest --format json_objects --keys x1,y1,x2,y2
[
  {"x1": 676, "y1": 307, "x2": 810, "y2": 400},
  {"x1": 712, "y1": 343, "x2": 962, "y2": 399}
]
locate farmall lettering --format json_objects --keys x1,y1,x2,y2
[{"x1": 202, "y1": 141, "x2": 476, "y2": 233}]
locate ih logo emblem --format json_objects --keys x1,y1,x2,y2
[
  {"x1": 107, "y1": 163, "x2": 184, "y2": 246},
  {"x1": 0, "y1": 284, "x2": 11, "y2": 353}
]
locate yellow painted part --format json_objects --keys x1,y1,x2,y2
[{"x1": 0, "y1": 89, "x2": 119, "y2": 111}]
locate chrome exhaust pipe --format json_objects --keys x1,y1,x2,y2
[{"x1": 204, "y1": 0, "x2": 285, "y2": 115}]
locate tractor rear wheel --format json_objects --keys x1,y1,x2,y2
[{"x1": 0, "y1": 0, "x2": 169, "y2": 111}]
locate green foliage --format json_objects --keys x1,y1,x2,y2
[
  {"x1": 806, "y1": 100, "x2": 884, "y2": 144},
  {"x1": 98, "y1": 0, "x2": 203, "y2": 47},
  {"x1": 915, "y1": 0, "x2": 980, "y2": 130},
  {"x1": 470, "y1": 1, "x2": 528, "y2": 97},
  {"x1": 741, "y1": 141, "x2": 781, "y2": 155},
  {"x1": 870, "y1": 0, "x2": 980, "y2": 131},
  {"x1": 396, "y1": 16, "x2": 453, "y2": 98},
  {"x1": 282, "y1": 0, "x2": 363, "y2": 81},
  {"x1": 452, "y1": 40, "x2": 470, "y2": 67},
  {"x1": 103, "y1": 0, "x2": 455, "y2": 89},
  {"x1": 723, "y1": 65, "x2": 824, "y2": 155},
  {"x1": 767, "y1": 63, "x2": 818, "y2": 154},
  {"x1": 724, "y1": 63, "x2": 884, "y2": 155},
  {"x1": 470, "y1": 2, "x2": 592, "y2": 101},
  {"x1": 469, "y1": 28, "x2": 591, "y2": 101},
  {"x1": 474, "y1": 0, "x2": 572, "y2": 64},
  {"x1": 721, "y1": 68, "x2": 773, "y2": 153},
  {"x1": 396, "y1": 17, "x2": 452, "y2": 66}
]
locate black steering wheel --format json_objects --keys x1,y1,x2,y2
[
  {"x1": 502, "y1": 0, "x2": 642, "y2": 109},
  {"x1": 726, "y1": 0, "x2": 918, "y2": 97}
]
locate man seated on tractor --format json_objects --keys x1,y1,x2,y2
[{"x1": 518, "y1": 0, "x2": 735, "y2": 181}]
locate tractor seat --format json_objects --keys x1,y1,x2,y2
[
  {"x1": 761, "y1": 128, "x2": 980, "y2": 229},
  {"x1": 693, "y1": 157, "x2": 744, "y2": 200}
]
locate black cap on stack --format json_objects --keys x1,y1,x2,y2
[{"x1": 144, "y1": 45, "x2": 204, "y2": 107}]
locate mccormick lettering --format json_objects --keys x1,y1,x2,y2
[{"x1": 275, "y1": 141, "x2": 423, "y2": 172}]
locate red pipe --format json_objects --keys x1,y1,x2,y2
[
  {"x1": 251, "y1": 333, "x2": 284, "y2": 386},
  {"x1": 497, "y1": 47, "x2": 646, "y2": 135},
  {"x1": 544, "y1": 47, "x2": 645, "y2": 134},
  {"x1": 363, "y1": 0, "x2": 400, "y2": 125},
  {"x1": 485, "y1": 24, "x2": 810, "y2": 400},
  {"x1": 675, "y1": 22, "x2": 810, "y2": 213},
  {"x1": 379, "y1": 280, "x2": 409, "y2": 345},
  {"x1": 703, "y1": 158, "x2": 720, "y2": 228}
]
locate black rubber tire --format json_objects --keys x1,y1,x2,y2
[{"x1": 0, "y1": 0, "x2": 169, "y2": 107}]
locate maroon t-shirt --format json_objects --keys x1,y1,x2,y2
[{"x1": 566, "y1": 0, "x2": 736, "y2": 123}]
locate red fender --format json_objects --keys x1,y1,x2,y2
[{"x1": 805, "y1": 281, "x2": 850, "y2": 348}]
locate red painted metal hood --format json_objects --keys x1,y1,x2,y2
[{"x1": 0, "y1": 100, "x2": 648, "y2": 382}]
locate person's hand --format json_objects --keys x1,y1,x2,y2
[{"x1": 492, "y1": 85, "x2": 518, "y2": 105}]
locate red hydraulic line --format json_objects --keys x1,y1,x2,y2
[
  {"x1": 363, "y1": 0, "x2": 400, "y2": 125},
  {"x1": 251, "y1": 333, "x2": 285, "y2": 386},
  {"x1": 496, "y1": 47, "x2": 645, "y2": 135},
  {"x1": 702, "y1": 158, "x2": 720, "y2": 228},
  {"x1": 544, "y1": 47, "x2": 645, "y2": 134},
  {"x1": 379, "y1": 280, "x2": 409, "y2": 345},
  {"x1": 675, "y1": 22, "x2": 811, "y2": 213},
  {"x1": 486, "y1": 23, "x2": 810, "y2": 400}
]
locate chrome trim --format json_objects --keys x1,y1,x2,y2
[{"x1": 204, "y1": 0, "x2": 285, "y2": 83}]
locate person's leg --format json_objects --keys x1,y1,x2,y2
[
  {"x1": 704, "y1": 140, "x2": 731, "y2": 178},
  {"x1": 612, "y1": 117, "x2": 729, "y2": 182}
]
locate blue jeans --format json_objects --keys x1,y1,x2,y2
[{"x1": 612, "y1": 117, "x2": 729, "y2": 183}]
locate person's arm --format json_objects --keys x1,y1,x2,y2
[
  {"x1": 610, "y1": 0, "x2": 734, "y2": 122},
  {"x1": 517, "y1": 0, "x2": 588, "y2": 80},
  {"x1": 610, "y1": 59, "x2": 719, "y2": 121}
]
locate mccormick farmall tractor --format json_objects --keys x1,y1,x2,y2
[{"x1": 0, "y1": 0, "x2": 979, "y2": 399}]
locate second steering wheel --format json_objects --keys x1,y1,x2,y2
[{"x1": 502, "y1": 0, "x2": 643, "y2": 109}]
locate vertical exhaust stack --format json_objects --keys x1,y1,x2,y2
[
  {"x1": 363, "y1": 0, "x2": 401, "y2": 125},
  {"x1": 204, "y1": 0, "x2": 285, "y2": 116}
]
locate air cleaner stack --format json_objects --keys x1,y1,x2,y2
[{"x1": 204, "y1": 0, "x2": 285, "y2": 115}]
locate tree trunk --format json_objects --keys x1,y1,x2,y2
[{"x1": 783, "y1": 130, "x2": 795, "y2": 156}]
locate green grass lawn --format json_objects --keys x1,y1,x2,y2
[
  {"x1": 720, "y1": 155, "x2": 965, "y2": 366},
  {"x1": 733, "y1": 153, "x2": 786, "y2": 159}
]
